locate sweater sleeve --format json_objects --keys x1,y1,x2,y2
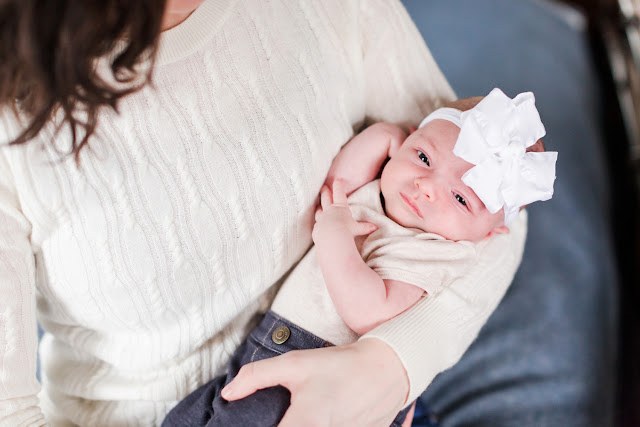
[
  {"x1": 357, "y1": 0, "x2": 528, "y2": 405},
  {"x1": 359, "y1": 0, "x2": 455, "y2": 128},
  {"x1": 362, "y1": 211, "x2": 528, "y2": 405},
  {"x1": 0, "y1": 118, "x2": 45, "y2": 426}
]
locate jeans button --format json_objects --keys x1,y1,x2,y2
[{"x1": 272, "y1": 326, "x2": 290, "y2": 344}]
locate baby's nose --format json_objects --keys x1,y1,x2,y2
[{"x1": 414, "y1": 176, "x2": 436, "y2": 201}]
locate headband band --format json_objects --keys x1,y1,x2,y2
[{"x1": 418, "y1": 107, "x2": 463, "y2": 129}]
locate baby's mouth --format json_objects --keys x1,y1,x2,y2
[{"x1": 401, "y1": 193, "x2": 423, "y2": 218}]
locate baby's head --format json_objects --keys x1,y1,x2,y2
[{"x1": 380, "y1": 89, "x2": 556, "y2": 242}]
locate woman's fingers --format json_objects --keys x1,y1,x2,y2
[
  {"x1": 222, "y1": 339, "x2": 408, "y2": 427},
  {"x1": 221, "y1": 356, "x2": 291, "y2": 401}
]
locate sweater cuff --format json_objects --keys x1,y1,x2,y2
[
  {"x1": 0, "y1": 395, "x2": 46, "y2": 427},
  {"x1": 360, "y1": 210, "x2": 528, "y2": 406}
]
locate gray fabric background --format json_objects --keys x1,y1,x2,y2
[{"x1": 403, "y1": 1, "x2": 618, "y2": 425}]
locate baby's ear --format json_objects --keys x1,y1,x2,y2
[
  {"x1": 487, "y1": 225, "x2": 509, "y2": 238},
  {"x1": 526, "y1": 138, "x2": 545, "y2": 153}
]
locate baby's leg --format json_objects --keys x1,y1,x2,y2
[
  {"x1": 164, "y1": 310, "x2": 415, "y2": 426},
  {"x1": 162, "y1": 311, "x2": 331, "y2": 427}
]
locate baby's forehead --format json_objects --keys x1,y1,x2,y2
[
  {"x1": 412, "y1": 129, "x2": 466, "y2": 167},
  {"x1": 415, "y1": 120, "x2": 459, "y2": 146}
]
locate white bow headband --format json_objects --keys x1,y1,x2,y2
[{"x1": 419, "y1": 88, "x2": 558, "y2": 225}]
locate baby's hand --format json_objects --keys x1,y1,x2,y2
[{"x1": 312, "y1": 180, "x2": 377, "y2": 246}]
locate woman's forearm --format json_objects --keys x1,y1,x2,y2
[{"x1": 361, "y1": 211, "x2": 529, "y2": 405}]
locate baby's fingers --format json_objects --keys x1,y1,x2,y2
[
  {"x1": 351, "y1": 221, "x2": 377, "y2": 236},
  {"x1": 332, "y1": 179, "x2": 348, "y2": 205},
  {"x1": 320, "y1": 185, "x2": 332, "y2": 210}
]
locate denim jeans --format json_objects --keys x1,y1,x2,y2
[{"x1": 162, "y1": 310, "x2": 413, "y2": 427}]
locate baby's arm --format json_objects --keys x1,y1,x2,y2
[
  {"x1": 325, "y1": 122, "x2": 407, "y2": 197},
  {"x1": 313, "y1": 181, "x2": 424, "y2": 335}
]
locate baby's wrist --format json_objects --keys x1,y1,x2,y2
[{"x1": 312, "y1": 224, "x2": 351, "y2": 248}]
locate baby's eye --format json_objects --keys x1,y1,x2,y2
[
  {"x1": 455, "y1": 193, "x2": 467, "y2": 207},
  {"x1": 417, "y1": 150, "x2": 430, "y2": 166}
]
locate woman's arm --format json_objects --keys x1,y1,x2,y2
[
  {"x1": 223, "y1": 1, "x2": 465, "y2": 425},
  {"x1": 363, "y1": 211, "x2": 528, "y2": 404},
  {"x1": 223, "y1": 215, "x2": 527, "y2": 423},
  {"x1": 0, "y1": 127, "x2": 43, "y2": 424}
]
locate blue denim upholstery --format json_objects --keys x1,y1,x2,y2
[{"x1": 402, "y1": 1, "x2": 618, "y2": 425}]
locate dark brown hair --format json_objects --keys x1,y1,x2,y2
[{"x1": 0, "y1": 0, "x2": 166, "y2": 159}]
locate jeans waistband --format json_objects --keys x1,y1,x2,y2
[{"x1": 248, "y1": 310, "x2": 334, "y2": 356}]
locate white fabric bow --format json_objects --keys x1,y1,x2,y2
[{"x1": 420, "y1": 88, "x2": 557, "y2": 225}]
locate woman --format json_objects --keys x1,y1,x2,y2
[{"x1": 0, "y1": 0, "x2": 524, "y2": 425}]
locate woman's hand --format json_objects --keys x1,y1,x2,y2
[{"x1": 221, "y1": 338, "x2": 409, "y2": 427}]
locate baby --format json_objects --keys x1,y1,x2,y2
[{"x1": 162, "y1": 89, "x2": 558, "y2": 427}]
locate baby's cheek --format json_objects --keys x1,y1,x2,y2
[{"x1": 450, "y1": 216, "x2": 487, "y2": 242}]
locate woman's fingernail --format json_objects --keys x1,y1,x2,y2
[{"x1": 221, "y1": 385, "x2": 234, "y2": 399}]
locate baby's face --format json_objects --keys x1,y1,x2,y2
[{"x1": 380, "y1": 119, "x2": 507, "y2": 242}]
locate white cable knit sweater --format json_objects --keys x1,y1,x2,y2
[{"x1": 0, "y1": 0, "x2": 526, "y2": 425}]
